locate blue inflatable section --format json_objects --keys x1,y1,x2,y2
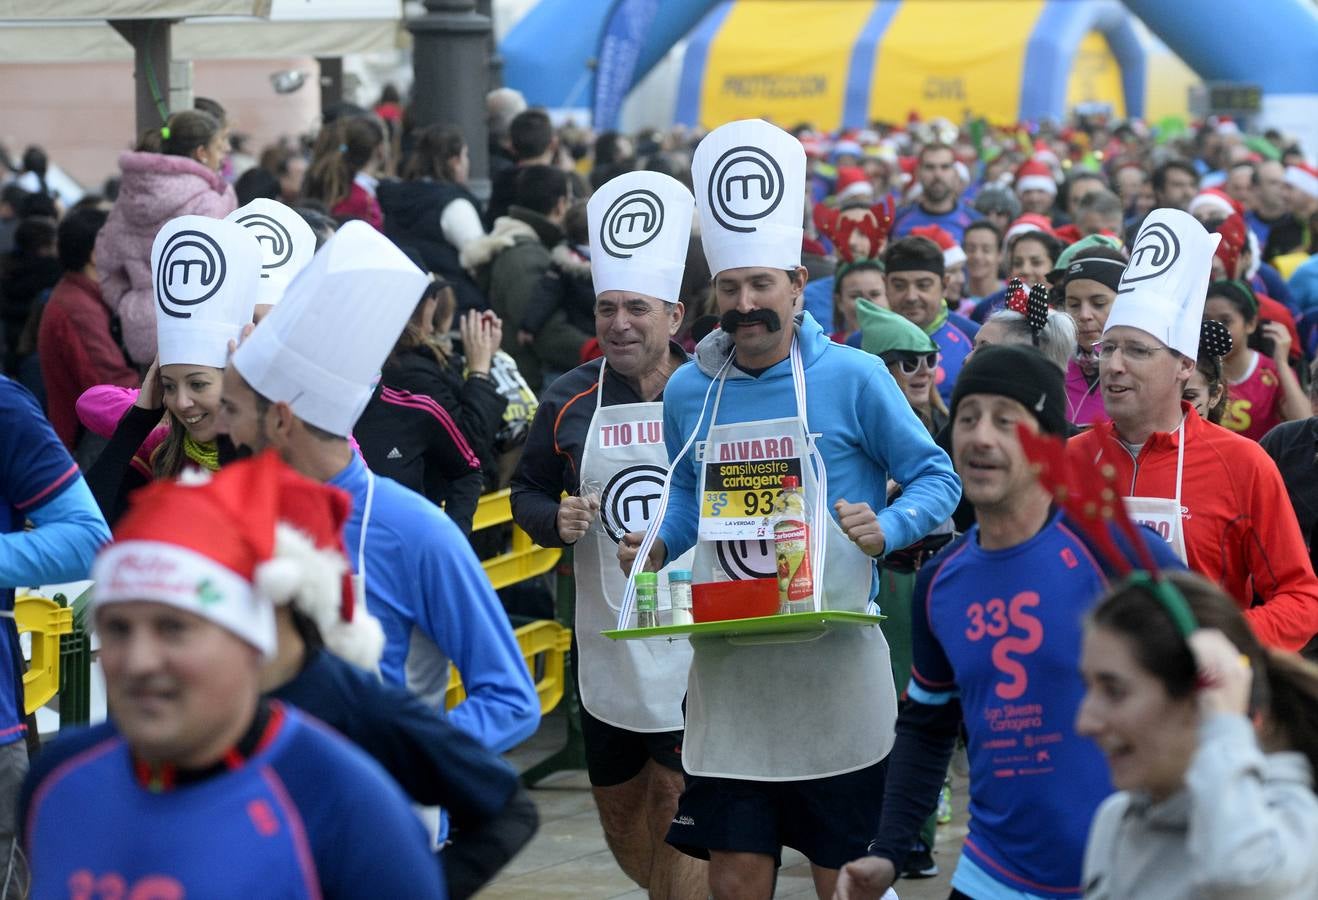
[
  {"x1": 499, "y1": 0, "x2": 1317, "y2": 119},
  {"x1": 1123, "y1": 0, "x2": 1318, "y2": 94},
  {"x1": 500, "y1": 0, "x2": 714, "y2": 110}
]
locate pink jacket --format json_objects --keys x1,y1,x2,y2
[{"x1": 94, "y1": 151, "x2": 237, "y2": 366}]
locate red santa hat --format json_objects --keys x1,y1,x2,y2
[
  {"x1": 92, "y1": 452, "x2": 287, "y2": 658},
  {"x1": 1188, "y1": 187, "x2": 1244, "y2": 221},
  {"x1": 909, "y1": 224, "x2": 966, "y2": 268},
  {"x1": 1004, "y1": 213, "x2": 1057, "y2": 244},
  {"x1": 1015, "y1": 159, "x2": 1057, "y2": 197},
  {"x1": 257, "y1": 460, "x2": 385, "y2": 670},
  {"x1": 834, "y1": 166, "x2": 873, "y2": 203},
  {"x1": 92, "y1": 452, "x2": 384, "y2": 668},
  {"x1": 1285, "y1": 162, "x2": 1318, "y2": 200}
]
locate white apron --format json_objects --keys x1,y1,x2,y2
[
  {"x1": 625, "y1": 339, "x2": 897, "y2": 781},
  {"x1": 1119, "y1": 416, "x2": 1188, "y2": 563},
  {"x1": 575, "y1": 361, "x2": 694, "y2": 732}
]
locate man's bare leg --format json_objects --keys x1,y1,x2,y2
[{"x1": 707, "y1": 850, "x2": 775, "y2": 900}]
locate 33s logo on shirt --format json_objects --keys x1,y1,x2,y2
[{"x1": 964, "y1": 591, "x2": 1044, "y2": 700}]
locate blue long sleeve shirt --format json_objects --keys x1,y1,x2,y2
[
  {"x1": 0, "y1": 377, "x2": 109, "y2": 746},
  {"x1": 329, "y1": 454, "x2": 539, "y2": 753},
  {"x1": 658, "y1": 313, "x2": 961, "y2": 587}
]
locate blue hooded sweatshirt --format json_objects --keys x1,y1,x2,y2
[{"x1": 658, "y1": 312, "x2": 960, "y2": 583}]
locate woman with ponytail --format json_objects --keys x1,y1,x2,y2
[
  {"x1": 93, "y1": 109, "x2": 236, "y2": 367},
  {"x1": 302, "y1": 116, "x2": 386, "y2": 231},
  {"x1": 1077, "y1": 570, "x2": 1318, "y2": 899}
]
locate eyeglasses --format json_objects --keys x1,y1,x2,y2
[
  {"x1": 898, "y1": 353, "x2": 940, "y2": 375},
  {"x1": 1091, "y1": 340, "x2": 1169, "y2": 362}
]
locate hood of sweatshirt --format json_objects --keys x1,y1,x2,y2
[{"x1": 113, "y1": 151, "x2": 231, "y2": 229}]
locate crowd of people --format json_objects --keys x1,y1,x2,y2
[{"x1": 1, "y1": 80, "x2": 1318, "y2": 900}]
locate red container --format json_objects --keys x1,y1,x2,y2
[{"x1": 691, "y1": 578, "x2": 780, "y2": 623}]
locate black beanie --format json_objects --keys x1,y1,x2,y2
[{"x1": 950, "y1": 344, "x2": 1068, "y2": 437}]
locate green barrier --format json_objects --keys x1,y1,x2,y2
[{"x1": 56, "y1": 587, "x2": 93, "y2": 728}]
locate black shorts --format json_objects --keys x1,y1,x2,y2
[
  {"x1": 578, "y1": 696, "x2": 684, "y2": 787},
  {"x1": 665, "y1": 759, "x2": 887, "y2": 870}
]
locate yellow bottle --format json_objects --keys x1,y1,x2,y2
[{"x1": 773, "y1": 476, "x2": 814, "y2": 614}]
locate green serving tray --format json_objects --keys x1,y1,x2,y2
[{"x1": 603, "y1": 610, "x2": 883, "y2": 641}]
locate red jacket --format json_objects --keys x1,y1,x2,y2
[
  {"x1": 1068, "y1": 402, "x2": 1318, "y2": 651},
  {"x1": 36, "y1": 272, "x2": 139, "y2": 449}
]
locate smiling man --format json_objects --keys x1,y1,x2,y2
[
  {"x1": 620, "y1": 119, "x2": 959, "y2": 900},
  {"x1": 510, "y1": 171, "x2": 705, "y2": 898},
  {"x1": 885, "y1": 235, "x2": 979, "y2": 406},
  {"x1": 20, "y1": 454, "x2": 443, "y2": 898},
  {"x1": 836, "y1": 344, "x2": 1182, "y2": 900},
  {"x1": 1068, "y1": 209, "x2": 1318, "y2": 652}
]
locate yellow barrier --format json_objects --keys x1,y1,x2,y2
[
  {"x1": 446, "y1": 619, "x2": 572, "y2": 715},
  {"x1": 15, "y1": 594, "x2": 73, "y2": 715},
  {"x1": 474, "y1": 489, "x2": 562, "y2": 591}
]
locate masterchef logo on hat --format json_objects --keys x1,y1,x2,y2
[
  {"x1": 599, "y1": 189, "x2": 664, "y2": 259},
  {"x1": 588, "y1": 171, "x2": 694, "y2": 302},
  {"x1": 708, "y1": 145, "x2": 784, "y2": 234},
  {"x1": 226, "y1": 199, "x2": 316, "y2": 308},
  {"x1": 1118, "y1": 221, "x2": 1180, "y2": 292},
  {"x1": 155, "y1": 229, "x2": 226, "y2": 319},
  {"x1": 235, "y1": 212, "x2": 293, "y2": 276}
]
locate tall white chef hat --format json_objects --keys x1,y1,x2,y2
[
  {"x1": 225, "y1": 199, "x2": 316, "y2": 308},
  {"x1": 692, "y1": 119, "x2": 805, "y2": 277},
  {"x1": 152, "y1": 215, "x2": 262, "y2": 369},
  {"x1": 1103, "y1": 208, "x2": 1221, "y2": 358},
  {"x1": 588, "y1": 171, "x2": 694, "y2": 303},
  {"x1": 231, "y1": 220, "x2": 429, "y2": 438}
]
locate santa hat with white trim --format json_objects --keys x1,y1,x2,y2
[
  {"x1": 1015, "y1": 159, "x2": 1057, "y2": 197},
  {"x1": 909, "y1": 224, "x2": 966, "y2": 269},
  {"x1": 92, "y1": 451, "x2": 288, "y2": 658},
  {"x1": 1286, "y1": 162, "x2": 1318, "y2": 200},
  {"x1": 1187, "y1": 187, "x2": 1244, "y2": 222},
  {"x1": 257, "y1": 456, "x2": 385, "y2": 670}
]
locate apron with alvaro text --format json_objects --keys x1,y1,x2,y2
[{"x1": 682, "y1": 340, "x2": 897, "y2": 780}]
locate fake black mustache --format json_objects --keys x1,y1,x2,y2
[{"x1": 720, "y1": 308, "x2": 783, "y2": 334}]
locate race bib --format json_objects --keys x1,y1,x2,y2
[{"x1": 698, "y1": 435, "x2": 803, "y2": 540}]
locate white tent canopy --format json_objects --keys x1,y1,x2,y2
[{"x1": 0, "y1": 0, "x2": 401, "y2": 62}]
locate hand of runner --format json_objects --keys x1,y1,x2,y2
[
  {"x1": 1189, "y1": 628, "x2": 1253, "y2": 717},
  {"x1": 556, "y1": 495, "x2": 598, "y2": 544},
  {"x1": 833, "y1": 855, "x2": 896, "y2": 899},
  {"x1": 618, "y1": 532, "x2": 666, "y2": 575},
  {"x1": 835, "y1": 499, "x2": 887, "y2": 557}
]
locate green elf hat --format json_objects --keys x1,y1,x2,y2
[{"x1": 856, "y1": 299, "x2": 938, "y2": 360}]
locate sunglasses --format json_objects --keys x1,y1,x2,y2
[{"x1": 898, "y1": 353, "x2": 939, "y2": 375}]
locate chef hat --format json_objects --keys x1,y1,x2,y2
[
  {"x1": 1103, "y1": 208, "x2": 1221, "y2": 359},
  {"x1": 225, "y1": 199, "x2": 316, "y2": 308},
  {"x1": 152, "y1": 215, "x2": 262, "y2": 368},
  {"x1": 587, "y1": 170, "x2": 694, "y2": 304},
  {"x1": 693, "y1": 119, "x2": 805, "y2": 277},
  {"x1": 231, "y1": 220, "x2": 429, "y2": 438}
]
